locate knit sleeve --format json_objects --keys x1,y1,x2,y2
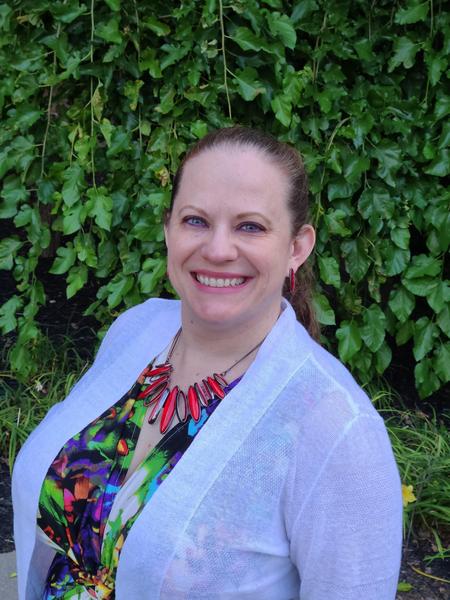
[{"x1": 287, "y1": 413, "x2": 403, "y2": 600}]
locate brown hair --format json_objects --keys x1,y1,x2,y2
[{"x1": 169, "y1": 126, "x2": 320, "y2": 340}]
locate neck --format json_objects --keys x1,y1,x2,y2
[{"x1": 176, "y1": 301, "x2": 282, "y2": 370}]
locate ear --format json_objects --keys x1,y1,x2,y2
[{"x1": 289, "y1": 224, "x2": 315, "y2": 272}]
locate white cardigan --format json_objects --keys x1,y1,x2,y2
[{"x1": 13, "y1": 298, "x2": 402, "y2": 599}]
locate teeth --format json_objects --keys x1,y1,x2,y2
[{"x1": 196, "y1": 274, "x2": 245, "y2": 287}]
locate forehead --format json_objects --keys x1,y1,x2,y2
[{"x1": 176, "y1": 145, "x2": 289, "y2": 207}]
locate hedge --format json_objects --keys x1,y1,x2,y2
[{"x1": 0, "y1": 0, "x2": 449, "y2": 398}]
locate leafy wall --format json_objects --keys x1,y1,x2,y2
[{"x1": 0, "y1": 0, "x2": 449, "y2": 397}]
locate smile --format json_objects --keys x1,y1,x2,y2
[{"x1": 194, "y1": 273, "x2": 246, "y2": 288}]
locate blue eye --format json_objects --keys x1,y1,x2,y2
[
  {"x1": 239, "y1": 222, "x2": 265, "y2": 233},
  {"x1": 184, "y1": 216, "x2": 207, "y2": 227}
]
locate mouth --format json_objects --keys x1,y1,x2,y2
[{"x1": 192, "y1": 272, "x2": 248, "y2": 288}]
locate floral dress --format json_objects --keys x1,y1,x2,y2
[{"x1": 37, "y1": 360, "x2": 239, "y2": 600}]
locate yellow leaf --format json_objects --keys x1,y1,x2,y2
[{"x1": 402, "y1": 483, "x2": 417, "y2": 507}]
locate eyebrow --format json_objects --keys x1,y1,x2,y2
[
  {"x1": 235, "y1": 212, "x2": 269, "y2": 221},
  {"x1": 177, "y1": 205, "x2": 207, "y2": 215},
  {"x1": 178, "y1": 205, "x2": 270, "y2": 222}
]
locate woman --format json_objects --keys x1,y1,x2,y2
[{"x1": 13, "y1": 127, "x2": 402, "y2": 599}]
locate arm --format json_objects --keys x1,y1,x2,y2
[{"x1": 288, "y1": 414, "x2": 403, "y2": 600}]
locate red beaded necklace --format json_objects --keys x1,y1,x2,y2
[{"x1": 137, "y1": 329, "x2": 265, "y2": 434}]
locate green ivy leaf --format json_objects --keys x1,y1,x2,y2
[
  {"x1": 404, "y1": 254, "x2": 442, "y2": 279},
  {"x1": 66, "y1": 264, "x2": 88, "y2": 299},
  {"x1": 388, "y1": 286, "x2": 415, "y2": 323},
  {"x1": 437, "y1": 305, "x2": 450, "y2": 337},
  {"x1": 438, "y1": 122, "x2": 450, "y2": 148},
  {"x1": 138, "y1": 48, "x2": 162, "y2": 78},
  {"x1": 51, "y1": 0, "x2": 85, "y2": 24},
  {"x1": 375, "y1": 341, "x2": 392, "y2": 375},
  {"x1": 265, "y1": 12, "x2": 296, "y2": 49},
  {"x1": 396, "y1": 320, "x2": 414, "y2": 345},
  {"x1": 318, "y1": 255, "x2": 340, "y2": 288},
  {"x1": 63, "y1": 203, "x2": 86, "y2": 235},
  {"x1": 190, "y1": 120, "x2": 208, "y2": 139},
  {"x1": 0, "y1": 237, "x2": 22, "y2": 270},
  {"x1": 361, "y1": 304, "x2": 386, "y2": 352},
  {"x1": 342, "y1": 239, "x2": 371, "y2": 282},
  {"x1": 160, "y1": 43, "x2": 190, "y2": 70},
  {"x1": 390, "y1": 227, "x2": 410, "y2": 250},
  {"x1": 95, "y1": 240, "x2": 117, "y2": 278},
  {"x1": 388, "y1": 36, "x2": 421, "y2": 71},
  {"x1": 0, "y1": 296, "x2": 22, "y2": 334},
  {"x1": 0, "y1": 176, "x2": 29, "y2": 217},
  {"x1": 105, "y1": 273, "x2": 134, "y2": 308},
  {"x1": 291, "y1": 0, "x2": 318, "y2": 23},
  {"x1": 323, "y1": 208, "x2": 352, "y2": 236},
  {"x1": 426, "y1": 53, "x2": 447, "y2": 87},
  {"x1": 327, "y1": 181, "x2": 355, "y2": 202},
  {"x1": 413, "y1": 317, "x2": 438, "y2": 361},
  {"x1": 235, "y1": 67, "x2": 266, "y2": 101},
  {"x1": 74, "y1": 233, "x2": 98, "y2": 268},
  {"x1": 0, "y1": 4, "x2": 12, "y2": 31},
  {"x1": 271, "y1": 95, "x2": 291, "y2": 127},
  {"x1": 372, "y1": 142, "x2": 402, "y2": 187},
  {"x1": 402, "y1": 276, "x2": 438, "y2": 297},
  {"x1": 424, "y1": 150, "x2": 450, "y2": 177},
  {"x1": 382, "y1": 246, "x2": 410, "y2": 277},
  {"x1": 62, "y1": 164, "x2": 84, "y2": 207},
  {"x1": 434, "y1": 343, "x2": 450, "y2": 383},
  {"x1": 49, "y1": 244, "x2": 76, "y2": 275},
  {"x1": 232, "y1": 27, "x2": 264, "y2": 52},
  {"x1": 395, "y1": 2, "x2": 429, "y2": 25},
  {"x1": 105, "y1": 0, "x2": 121, "y2": 8},
  {"x1": 358, "y1": 188, "x2": 395, "y2": 224},
  {"x1": 414, "y1": 358, "x2": 441, "y2": 398},
  {"x1": 99, "y1": 118, "x2": 113, "y2": 147},
  {"x1": 106, "y1": 128, "x2": 131, "y2": 157},
  {"x1": 123, "y1": 80, "x2": 144, "y2": 111},
  {"x1": 343, "y1": 154, "x2": 370, "y2": 185},
  {"x1": 434, "y1": 93, "x2": 450, "y2": 120},
  {"x1": 96, "y1": 18, "x2": 123, "y2": 44},
  {"x1": 138, "y1": 258, "x2": 166, "y2": 294},
  {"x1": 142, "y1": 16, "x2": 170, "y2": 36},
  {"x1": 312, "y1": 293, "x2": 336, "y2": 326},
  {"x1": 336, "y1": 321, "x2": 362, "y2": 361},
  {"x1": 91, "y1": 84, "x2": 104, "y2": 121},
  {"x1": 426, "y1": 281, "x2": 450, "y2": 314},
  {"x1": 86, "y1": 187, "x2": 113, "y2": 231}
]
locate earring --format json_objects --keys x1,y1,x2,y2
[{"x1": 289, "y1": 268, "x2": 296, "y2": 294}]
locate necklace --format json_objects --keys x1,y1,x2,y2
[{"x1": 137, "y1": 329, "x2": 265, "y2": 434}]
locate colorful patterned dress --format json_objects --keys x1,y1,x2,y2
[{"x1": 37, "y1": 360, "x2": 240, "y2": 600}]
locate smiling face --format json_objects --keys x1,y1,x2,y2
[{"x1": 164, "y1": 144, "x2": 315, "y2": 337}]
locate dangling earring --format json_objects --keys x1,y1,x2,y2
[{"x1": 289, "y1": 268, "x2": 296, "y2": 294}]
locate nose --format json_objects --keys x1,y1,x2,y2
[{"x1": 200, "y1": 226, "x2": 239, "y2": 263}]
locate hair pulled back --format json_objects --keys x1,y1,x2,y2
[{"x1": 170, "y1": 126, "x2": 320, "y2": 341}]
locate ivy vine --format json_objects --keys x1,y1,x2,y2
[{"x1": 0, "y1": 0, "x2": 448, "y2": 398}]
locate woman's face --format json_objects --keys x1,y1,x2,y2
[{"x1": 164, "y1": 145, "x2": 315, "y2": 335}]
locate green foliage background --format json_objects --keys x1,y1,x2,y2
[{"x1": 0, "y1": 0, "x2": 449, "y2": 398}]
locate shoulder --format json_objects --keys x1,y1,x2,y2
[
  {"x1": 279, "y1": 316, "x2": 397, "y2": 490},
  {"x1": 95, "y1": 298, "x2": 180, "y2": 361},
  {"x1": 288, "y1": 316, "x2": 382, "y2": 425}
]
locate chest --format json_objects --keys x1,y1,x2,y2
[{"x1": 116, "y1": 425, "x2": 299, "y2": 599}]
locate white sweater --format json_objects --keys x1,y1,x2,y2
[{"x1": 13, "y1": 298, "x2": 402, "y2": 599}]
